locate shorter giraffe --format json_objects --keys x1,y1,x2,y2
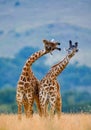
[
  {"x1": 16, "y1": 39, "x2": 61, "y2": 119},
  {"x1": 39, "y1": 40, "x2": 78, "y2": 118}
]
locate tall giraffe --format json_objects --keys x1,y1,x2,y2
[
  {"x1": 16, "y1": 39, "x2": 61, "y2": 119},
  {"x1": 39, "y1": 40, "x2": 78, "y2": 118}
]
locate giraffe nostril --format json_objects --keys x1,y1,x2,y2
[{"x1": 45, "y1": 46, "x2": 51, "y2": 50}]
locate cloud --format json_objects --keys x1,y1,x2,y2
[
  {"x1": 0, "y1": 30, "x2": 4, "y2": 35},
  {"x1": 14, "y1": 1, "x2": 21, "y2": 7},
  {"x1": 45, "y1": 50, "x2": 91, "y2": 67},
  {"x1": 74, "y1": 51, "x2": 91, "y2": 67},
  {"x1": 0, "y1": 0, "x2": 91, "y2": 67}
]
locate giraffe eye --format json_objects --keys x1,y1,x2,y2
[{"x1": 46, "y1": 46, "x2": 51, "y2": 50}]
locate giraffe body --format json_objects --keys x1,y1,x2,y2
[
  {"x1": 39, "y1": 41, "x2": 78, "y2": 118},
  {"x1": 16, "y1": 50, "x2": 46, "y2": 119},
  {"x1": 16, "y1": 40, "x2": 61, "y2": 119},
  {"x1": 39, "y1": 57, "x2": 69, "y2": 118}
]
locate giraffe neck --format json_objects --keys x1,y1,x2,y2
[
  {"x1": 23, "y1": 49, "x2": 46, "y2": 70},
  {"x1": 46, "y1": 55, "x2": 70, "y2": 79}
]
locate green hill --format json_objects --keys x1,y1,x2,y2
[
  {"x1": 0, "y1": 46, "x2": 91, "y2": 113},
  {"x1": 0, "y1": 46, "x2": 91, "y2": 90}
]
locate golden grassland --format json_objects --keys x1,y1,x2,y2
[{"x1": 0, "y1": 113, "x2": 91, "y2": 130}]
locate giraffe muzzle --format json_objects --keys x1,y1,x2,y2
[{"x1": 57, "y1": 48, "x2": 61, "y2": 51}]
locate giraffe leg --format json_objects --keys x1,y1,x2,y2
[
  {"x1": 39, "y1": 97, "x2": 47, "y2": 118},
  {"x1": 41, "y1": 102, "x2": 49, "y2": 118},
  {"x1": 27, "y1": 97, "x2": 34, "y2": 118},
  {"x1": 39, "y1": 88, "x2": 49, "y2": 118},
  {"x1": 23, "y1": 98, "x2": 29, "y2": 118},
  {"x1": 49, "y1": 100, "x2": 56, "y2": 119},
  {"x1": 50, "y1": 105, "x2": 55, "y2": 119},
  {"x1": 56, "y1": 95, "x2": 62, "y2": 119},
  {"x1": 16, "y1": 92, "x2": 23, "y2": 120},
  {"x1": 35, "y1": 96, "x2": 42, "y2": 117},
  {"x1": 49, "y1": 93, "x2": 57, "y2": 119},
  {"x1": 56, "y1": 81, "x2": 62, "y2": 119},
  {"x1": 38, "y1": 99, "x2": 49, "y2": 117},
  {"x1": 17, "y1": 102, "x2": 22, "y2": 120},
  {"x1": 41, "y1": 104, "x2": 47, "y2": 118},
  {"x1": 45, "y1": 101, "x2": 49, "y2": 117}
]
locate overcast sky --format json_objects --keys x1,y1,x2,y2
[{"x1": 0, "y1": 0, "x2": 91, "y2": 67}]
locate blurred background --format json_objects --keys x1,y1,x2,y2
[{"x1": 0, "y1": 0, "x2": 91, "y2": 113}]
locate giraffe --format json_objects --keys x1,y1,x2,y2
[
  {"x1": 16, "y1": 39, "x2": 61, "y2": 119},
  {"x1": 39, "y1": 40, "x2": 78, "y2": 118}
]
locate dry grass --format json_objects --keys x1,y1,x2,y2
[{"x1": 0, "y1": 113, "x2": 91, "y2": 130}]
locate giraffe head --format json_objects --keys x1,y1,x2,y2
[
  {"x1": 66, "y1": 40, "x2": 79, "y2": 58},
  {"x1": 43, "y1": 39, "x2": 61, "y2": 54}
]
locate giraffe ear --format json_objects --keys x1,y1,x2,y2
[
  {"x1": 43, "y1": 39, "x2": 48, "y2": 44},
  {"x1": 43, "y1": 39, "x2": 45, "y2": 44}
]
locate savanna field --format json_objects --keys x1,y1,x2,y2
[{"x1": 0, "y1": 113, "x2": 91, "y2": 130}]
